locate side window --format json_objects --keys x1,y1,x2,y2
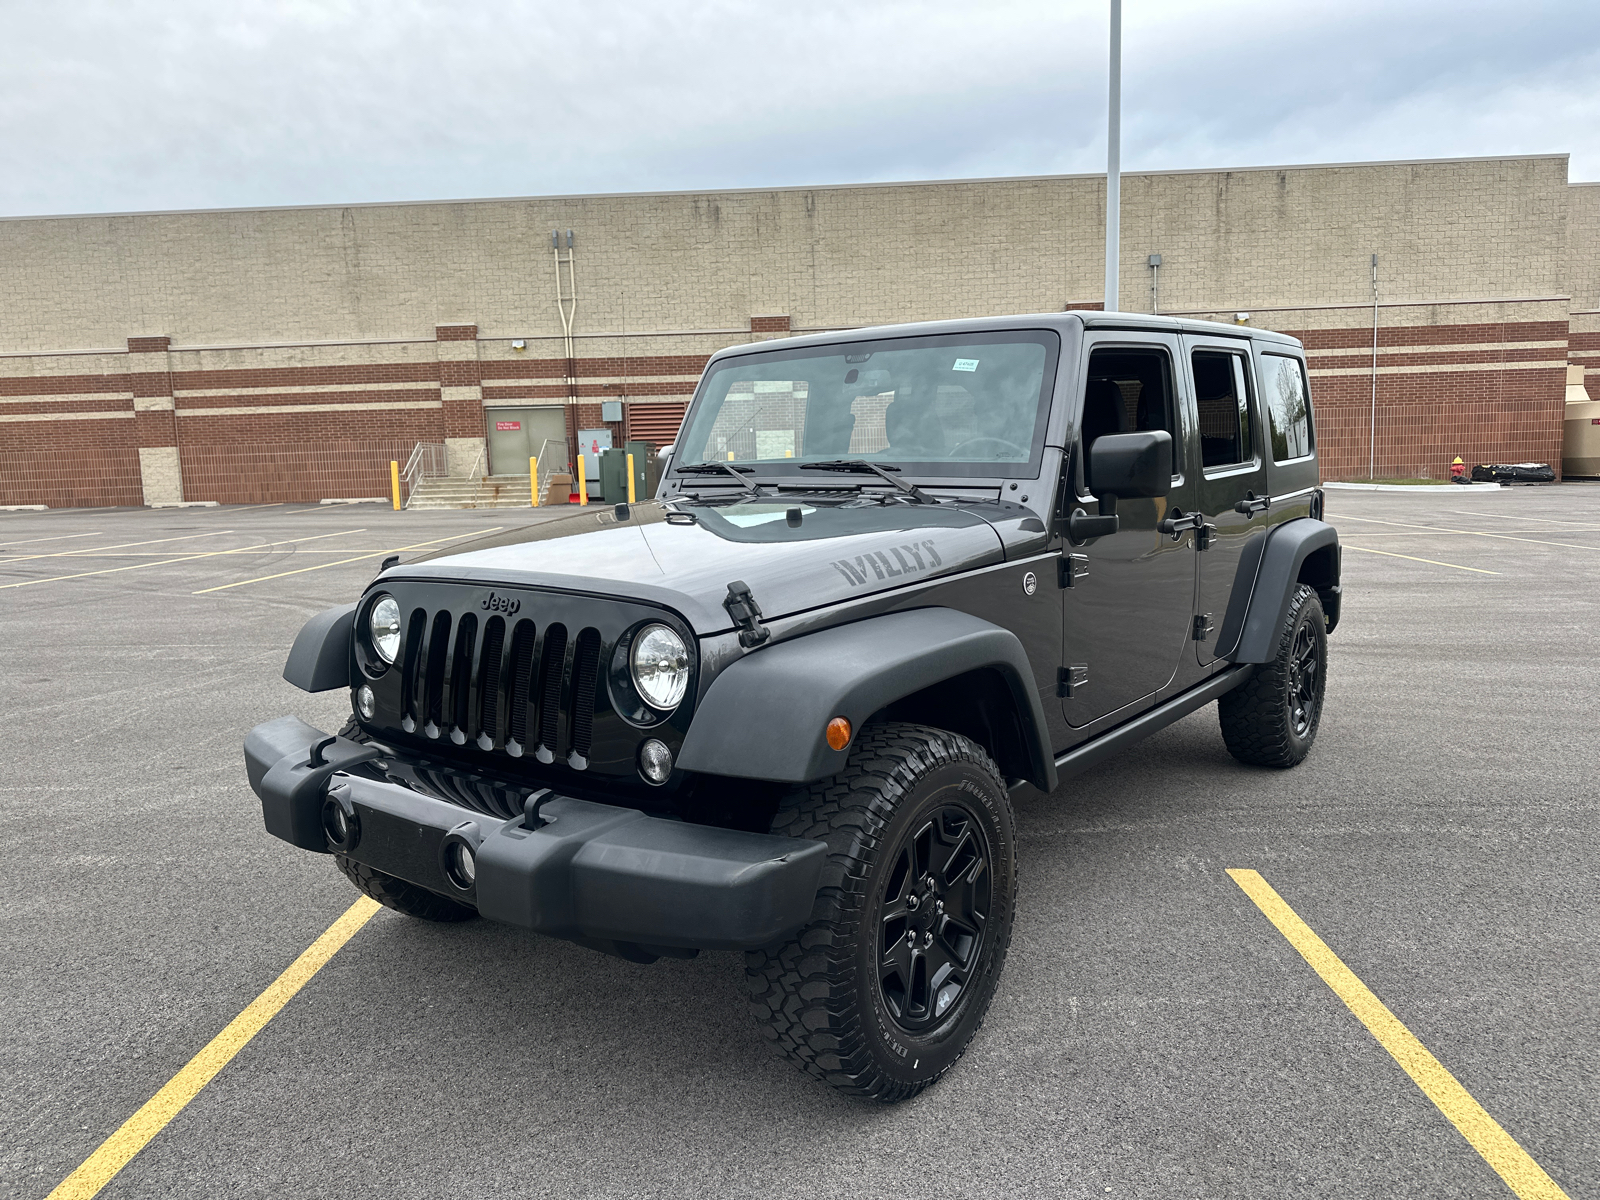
[
  {"x1": 1080, "y1": 347, "x2": 1182, "y2": 490},
  {"x1": 1191, "y1": 350, "x2": 1254, "y2": 469},
  {"x1": 1259, "y1": 353, "x2": 1314, "y2": 462}
]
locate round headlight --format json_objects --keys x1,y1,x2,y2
[
  {"x1": 630, "y1": 624, "x2": 690, "y2": 711},
  {"x1": 369, "y1": 595, "x2": 402, "y2": 664}
]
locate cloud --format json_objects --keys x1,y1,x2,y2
[{"x1": 1, "y1": 0, "x2": 1597, "y2": 216}]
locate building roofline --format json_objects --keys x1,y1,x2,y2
[{"x1": 0, "y1": 153, "x2": 1573, "y2": 224}]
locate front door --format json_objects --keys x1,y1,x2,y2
[
  {"x1": 486, "y1": 407, "x2": 567, "y2": 476},
  {"x1": 1060, "y1": 336, "x2": 1198, "y2": 728},
  {"x1": 1181, "y1": 336, "x2": 1271, "y2": 667}
]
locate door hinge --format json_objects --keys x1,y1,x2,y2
[
  {"x1": 1058, "y1": 553, "x2": 1089, "y2": 588},
  {"x1": 1057, "y1": 664, "x2": 1089, "y2": 697},
  {"x1": 1192, "y1": 613, "x2": 1215, "y2": 641},
  {"x1": 723, "y1": 580, "x2": 771, "y2": 648},
  {"x1": 1195, "y1": 522, "x2": 1217, "y2": 551}
]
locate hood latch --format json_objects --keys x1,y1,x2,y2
[{"x1": 723, "y1": 580, "x2": 771, "y2": 649}]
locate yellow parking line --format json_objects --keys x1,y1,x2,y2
[
  {"x1": 2, "y1": 530, "x2": 239, "y2": 562},
  {"x1": 1344, "y1": 545, "x2": 1499, "y2": 574},
  {"x1": 0, "y1": 529, "x2": 365, "y2": 590},
  {"x1": 46, "y1": 896, "x2": 381, "y2": 1200},
  {"x1": 192, "y1": 527, "x2": 503, "y2": 593},
  {"x1": 1228, "y1": 870, "x2": 1570, "y2": 1200}
]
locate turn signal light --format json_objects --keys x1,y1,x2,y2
[{"x1": 825, "y1": 717, "x2": 852, "y2": 751}]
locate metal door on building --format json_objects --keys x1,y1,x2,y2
[
  {"x1": 486, "y1": 407, "x2": 568, "y2": 476},
  {"x1": 1060, "y1": 334, "x2": 1199, "y2": 728},
  {"x1": 1180, "y1": 335, "x2": 1271, "y2": 668}
]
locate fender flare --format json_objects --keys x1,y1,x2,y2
[
  {"x1": 282, "y1": 603, "x2": 357, "y2": 692},
  {"x1": 676, "y1": 607, "x2": 1057, "y2": 792},
  {"x1": 1219, "y1": 518, "x2": 1340, "y2": 664}
]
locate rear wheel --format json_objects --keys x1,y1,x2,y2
[
  {"x1": 1219, "y1": 583, "x2": 1327, "y2": 767},
  {"x1": 743, "y1": 723, "x2": 1017, "y2": 1102}
]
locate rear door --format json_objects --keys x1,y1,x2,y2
[
  {"x1": 1181, "y1": 334, "x2": 1270, "y2": 667},
  {"x1": 1060, "y1": 333, "x2": 1198, "y2": 728}
]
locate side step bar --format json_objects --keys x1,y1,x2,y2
[{"x1": 1023, "y1": 665, "x2": 1254, "y2": 791}]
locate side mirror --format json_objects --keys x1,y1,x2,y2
[
  {"x1": 1067, "y1": 430, "x2": 1173, "y2": 543},
  {"x1": 1089, "y1": 430, "x2": 1172, "y2": 499}
]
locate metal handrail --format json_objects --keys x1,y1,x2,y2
[{"x1": 400, "y1": 442, "x2": 448, "y2": 508}]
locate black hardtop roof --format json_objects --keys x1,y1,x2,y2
[{"x1": 707, "y1": 311, "x2": 1302, "y2": 367}]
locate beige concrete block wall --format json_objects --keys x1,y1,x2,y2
[{"x1": 0, "y1": 155, "x2": 1573, "y2": 355}]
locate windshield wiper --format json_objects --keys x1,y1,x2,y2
[
  {"x1": 798, "y1": 460, "x2": 935, "y2": 504},
  {"x1": 675, "y1": 462, "x2": 764, "y2": 496}
]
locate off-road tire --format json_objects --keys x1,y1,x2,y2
[
  {"x1": 334, "y1": 853, "x2": 478, "y2": 922},
  {"x1": 330, "y1": 717, "x2": 477, "y2": 922},
  {"x1": 1219, "y1": 583, "x2": 1327, "y2": 768},
  {"x1": 743, "y1": 723, "x2": 1017, "y2": 1103}
]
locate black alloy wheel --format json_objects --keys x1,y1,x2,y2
[
  {"x1": 1287, "y1": 619, "x2": 1320, "y2": 737},
  {"x1": 1218, "y1": 582, "x2": 1327, "y2": 768},
  {"x1": 877, "y1": 805, "x2": 992, "y2": 1032},
  {"x1": 744, "y1": 723, "x2": 1017, "y2": 1103}
]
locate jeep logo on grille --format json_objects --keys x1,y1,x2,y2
[{"x1": 481, "y1": 592, "x2": 521, "y2": 614}]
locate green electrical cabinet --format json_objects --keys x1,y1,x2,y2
[
  {"x1": 597, "y1": 447, "x2": 628, "y2": 503},
  {"x1": 625, "y1": 440, "x2": 658, "y2": 500}
]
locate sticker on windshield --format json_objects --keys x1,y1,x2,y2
[{"x1": 952, "y1": 358, "x2": 979, "y2": 372}]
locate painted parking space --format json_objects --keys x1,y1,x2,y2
[{"x1": 3, "y1": 487, "x2": 1596, "y2": 1199}]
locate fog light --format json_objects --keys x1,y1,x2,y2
[
  {"x1": 356, "y1": 684, "x2": 376, "y2": 720},
  {"x1": 320, "y1": 794, "x2": 359, "y2": 852},
  {"x1": 638, "y1": 738, "x2": 673, "y2": 785},
  {"x1": 445, "y1": 841, "x2": 476, "y2": 889}
]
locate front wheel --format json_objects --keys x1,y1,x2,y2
[
  {"x1": 743, "y1": 723, "x2": 1017, "y2": 1102},
  {"x1": 1218, "y1": 582, "x2": 1327, "y2": 767}
]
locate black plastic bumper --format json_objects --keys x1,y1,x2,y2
[{"x1": 243, "y1": 716, "x2": 828, "y2": 954}]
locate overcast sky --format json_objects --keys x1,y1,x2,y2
[{"x1": 3, "y1": 0, "x2": 1598, "y2": 217}]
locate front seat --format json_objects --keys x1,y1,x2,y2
[{"x1": 1080, "y1": 377, "x2": 1128, "y2": 491}]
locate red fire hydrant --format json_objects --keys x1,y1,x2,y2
[{"x1": 1450, "y1": 456, "x2": 1466, "y2": 483}]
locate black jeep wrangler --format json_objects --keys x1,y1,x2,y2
[{"x1": 245, "y1": 312, "x2": 1340, "y2": 1102}]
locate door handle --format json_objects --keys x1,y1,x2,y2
[
  {"x1": 1157, "y1": 509, "x2": 1202, "y2": 539},
  {"x1": 1233, "y1": 492, "x2": 1270, "y2": 517}
]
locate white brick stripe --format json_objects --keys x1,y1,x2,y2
[
  {"x1": 173, "y1": 380, "x2": 437, "y2": 397},
  {"x1": 177, "y1": 400, "x2": 443, "y2": 416},
  {"x1": 1309, "y1": 360, "x2": 1564, "y2": 377},
  {"x1": 0, "y1": 409, "x2": 133, "y2": 422}
]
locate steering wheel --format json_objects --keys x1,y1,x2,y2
[{"x1": 948, "y1": 435, "x2": 1029, "y2": 460}]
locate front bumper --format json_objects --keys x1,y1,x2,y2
[{"x1": 244, "y1": 716, "x2": 827, "y2": 955}]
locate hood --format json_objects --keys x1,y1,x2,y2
[{"x1": 386, "y1": 496, "x2": 1021, "y2": 634}]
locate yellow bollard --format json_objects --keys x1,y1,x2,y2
[
  {"x1": 529, "y1": 456, "x2": 539, "y2": 507},
  {"x1": 577, "y1": 454, "x2": 588, "y2": 505},
  {"x1": 390, "y1": 460, "x2": 401, "y2": 511},
  {"x1": 626, "y1": 453, "x2": 636, "y2": 504}
]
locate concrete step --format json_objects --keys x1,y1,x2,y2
[{"x1": 407, "y1": 474, "x2": 547, "y2": 510}]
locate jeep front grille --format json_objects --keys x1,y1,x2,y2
[{"x1": 398, "y1": 607, "x2": 605, "y2": 768}]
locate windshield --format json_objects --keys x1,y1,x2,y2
[{"x1": 675, "y1": 330, "x2": 1058, "y2": 480}]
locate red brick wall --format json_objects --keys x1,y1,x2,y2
[
  {"x1": 180, "y1": 438, "x2": 420, "y2": 504},
  {"x1": 1291, "y1": 320, "x2": 1567, "y2": 480},
  {"x1": 3, "y1": 317, "x2": 1568, "y2": 505}
]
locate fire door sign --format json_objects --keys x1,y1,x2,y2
[{"x1": 495, "y1": 421, "x2": 521, "y2": 431}]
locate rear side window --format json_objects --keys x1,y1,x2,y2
[
  {"x1": 1191, "y1": 350, "x2": 1253, "y2": 469},
  {"x1": 1259, "y1": 353, "x2": 1314, "y2": 462}
]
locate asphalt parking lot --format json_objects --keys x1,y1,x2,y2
[{"x1": 2, "y1": 487, "x2": 1596, "y2": 1200}]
